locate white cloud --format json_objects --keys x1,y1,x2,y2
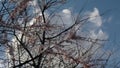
[
  {"x1": 0, "y1": 60, "x2": 4, "y2": 67},
  {"x1": 29, "y1": 18, "x2": 36, "y2": 26},
  {"x1": 88, "y1": 8, "x2": 102, "y2": 27},
  {"x1": 82, "y1": 7, "x2": 108, "y2": 40},
  {"x1": 90, "y1": 30, "x2": 97, "y2": 39},
  {"x1": 61, "y1": 9, "x2": 73, "y2": 26},
  {"x1": 97, "y1": 29, "x2": 108, "y2": 39},
  {"x1": 58, "y1": 8, "x2": 108, "y2": 41},
  {"x1": 29, "y1": 0, "x2": 41, "y2": 14},
  {"x1": 62, "y1": 9, "x2": 71, "y2": 15},
  {"x1": 90, "y1": 29, "x2": 108, "y2": 40},
  {"x1": 62, "y1": 9, "x2": 71, "y2": 18},
  {"x1": 51, "y1": 9, "x2": 73, "y2": 27}
]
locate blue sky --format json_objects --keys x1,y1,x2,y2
[
  {"x1": 0, "y1": 0, "x2": 120, "y2": 67},
  {"x1": 63, "y1": 0, "x2": 120, "y2": 65},
  {"x1": 63, "y1": 0, "x2": 120, "y2": 50},
  {"x1": 90, "y1": 0, "x2": 120, "y2": 50}
]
